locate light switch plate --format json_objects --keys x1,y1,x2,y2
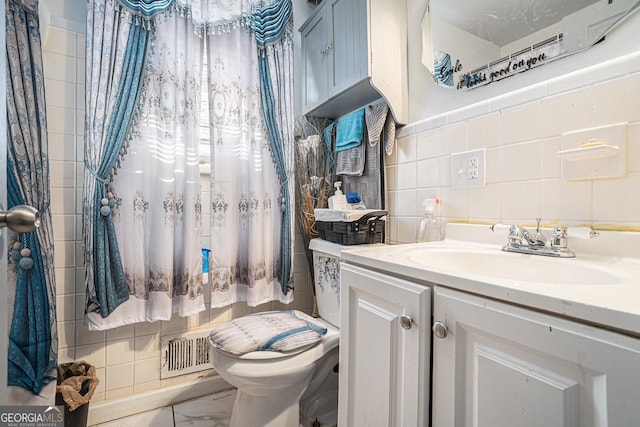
[{"x1": 451, "y1": 148, "x2": 486, "y2": 188}]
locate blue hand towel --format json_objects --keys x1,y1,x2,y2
[{"x1": 336, "y1": 108, "x2": 365, "y2": 152}]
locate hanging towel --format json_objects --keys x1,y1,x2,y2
[
  {"x1": 323, "y1": 122, "x2": 336, "y2": 172},
  {"x1": 365, "y1": 102, "x2": 389, "y2": 147},
  {"x1": 336, "y1": 134, "x2": 366, "y2": 176},
  {"x1": 336, "y1": 108, "x2": 365, "y2": 152},
  {"x1": 383, "y1": 110, "x2": 397, "y2": 155}
]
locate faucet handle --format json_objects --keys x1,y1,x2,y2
[
  {"x1": 551, "y1": 226, "x2": 568, "y2": 249},
  {"x1": 507, "y1": 225, "x2": 523, "y2": 244}
]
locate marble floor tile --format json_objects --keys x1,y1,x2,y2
[
  {"x1": 173, "y1": 389, "x2": 236, "y2": 427},
  {"x1": 92, "y1": 406, "x2": 174, "y2": 427}
]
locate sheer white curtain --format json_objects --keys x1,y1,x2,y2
[
  {"x1": 207, "y1": 26, "x2": 293, "y2": 307},
  {"x1": 86, "y1": 13, "x2": 206, "y2": 329}
]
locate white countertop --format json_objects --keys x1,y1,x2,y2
[{"x1": 340, "y1": 223, "x2": 640, "y2": 336}]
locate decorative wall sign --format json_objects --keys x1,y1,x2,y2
[{"x1": 456, "y1": 34, "x2": 563, "y2": 90}]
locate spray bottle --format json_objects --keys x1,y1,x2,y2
[{"x1": 416, "y1": 198, "x2": 442, "y2": 242}]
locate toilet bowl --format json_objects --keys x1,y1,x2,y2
[{"x1": 209, "y1": 238, "x2": 348, "y2": 427}]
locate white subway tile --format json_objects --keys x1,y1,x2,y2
[
  {"x1": 416, "y1": 128, "x2": 441, "y2": 160},
  {"x1": 501, "y1": 181, "x2": 541, "y2": 221},
  {"x1": 593, "y1": 173, "x2": 640, "y2": 222},
  {"x1": 55, "y1": 267, "x2": 76, "y2": 295},
  {"x1": 48, "y1": 133, "x2": 76, "y2": 162},
  {"x1": 468, "y1": 184, "x2": 502, "y2": 220},
  {"x1": 500, "y1": 101, "x2": 542, "y2": 145},
  {"x1": 106, "y1": 339, "x2": 135, "y2": 365},
  {"x1": 416, "y1": 158, "x2": 440, "y2": 188},
  {"x1": 627, "y1": 122, "x2": 640, "y2": 173},
  {"x1": 396, "y1": 217, "x2": 418, "y2": 244},
  {"x1": 56, "y1": 294, "x2": 76, "y2": 322},
  {"x1": 52, "y1": 214, "x2": 76, "y2": 241},
  {"x1": 107, "y1": 325, "x2": 135, "y2": 341},
  {"x1": 105, "y1": 363, "x2": 134, "y2": 391},
  {"x1": 134, "y1": 358, "x2": 161, "y2": 384},
  {"x1": 75, "y1": 322, "x2": 106, "y2": 346},
  {"x1": 501, "y1": 141, "x2": 542, "y2": 182},
  {"x1": 541, "y1": 179, "x2": 592, "y2": 222},
  {"x1": 54, "y1": 241, "x2": 75, "y2": 269},
  {"x1": 58, "y1": 321, "x2": 76, "y2": 349},
  {"x1": 438, "y1": 156, "x2": 452, "y2": 187},
  {"x1": 485, "y1": 147, "x2": 502, "y2": 184},
  {"x1": 541, "y1": 137, "x2": 562, "y2": 179},
  {"x1": 75, "y1": 343, "x2": 107, "y2": 369},
  {"x1": 540, "y1": 89, "x2": 593, "y2": 138},
  {"x1": 395, "y1": 190, "x2": 417, "y2": 217},
  {"x1": 439, "y1": 122, "x2": 467, "y2": 155},
  {"x1": 47, "y1": 106, "x2": 76, "y2": 135},
  {"x1": 133, "y1": 334, "x2": 161, "y2": 361},
  {"x1": 467, "y1": 113, "x2": 500, "y2": 149},
  {"x1": 43, "y1": 52, "x2": 76, "y2": 82},
  {"x1": 45, "y1": 79, "x2": 76, "y2": 109},
  {"x1": 592, "y1": 73, "x2": 640, "y2": 127},
  {"x1": 439, "y1": 187, "x2": 468, "y2": 219},
  {"x1": 43, "y1": 28, "x2": 75, "y2": 56},
  {"x1": 396, "y1": 134, "x2": 417, "y2": 164},
  {"x1": 396, "y1": 162, "x2": 417, "y2": 190}
]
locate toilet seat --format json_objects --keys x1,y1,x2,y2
[{"x1": 210, "y1": 320, "x2": 339, "y2": 380}]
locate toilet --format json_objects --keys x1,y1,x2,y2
[{"x1": 209, "y1": 238, "x2": 347, "y2": 427}]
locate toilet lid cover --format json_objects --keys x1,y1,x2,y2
[{"x1": 208, "y1": 310, "x2": 328, "y2": 356}]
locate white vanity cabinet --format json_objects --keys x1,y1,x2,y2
[
  {"x1": 299, "y1": 0, "x2": 408, "y2": 124},
  {"x1": 432, "y1": 286, "x2": 640, "y2": 427},
  {"x1": 338, "y1": 263, "x2": 430, "y2": 426}
]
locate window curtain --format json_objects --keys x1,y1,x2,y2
[
  {"x1": 205, "y1": 0, "x2": 294, "y2": 308},
  {"x1": 87, "y1": 11, "x2": 206, "y2": 330},
  {"x1": 5, "y1": 0, "x2": 57, "y2": 395}
]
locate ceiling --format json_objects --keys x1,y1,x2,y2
[{"x1": 432, "y1": 0, "x2": 601, "y2": 46}]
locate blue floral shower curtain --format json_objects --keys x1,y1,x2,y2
[{"x1": 5, "y1": 0, "x2": 57, "y2": 395}]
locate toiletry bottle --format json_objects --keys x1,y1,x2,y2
[
  {"x1": 328, "y1": 182, "x2": 347, "y2": 210},
  {"x1": 416, "y1": 198, "x2": 442, "y2": 242}
]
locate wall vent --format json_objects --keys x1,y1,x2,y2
[{"x1": 161, "y1": 328, "x2": 213, "y2": 379}]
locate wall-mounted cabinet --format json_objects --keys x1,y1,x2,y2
[{"x1": 299, "y1": 0, "x2": 408, "y2": 124}]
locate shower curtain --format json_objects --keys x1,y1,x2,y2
[
  {"x1": 206, "y1": 0, "x2": 294, "y2": 307},
  {"x1": 6, "y1": 0, "x2": 57, "y2": 400},
  {"x1": 84, "y1": 0, "x2": 204, "y2": 330},
  {"x1": 83, "y1": 0, "x2": 295, "y2": 328}
]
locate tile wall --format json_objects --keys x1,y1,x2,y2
[
  {"x1": 387, "y1": 55, "x2": 640, "y2": 244},
  {"x1": 43, "y1": 26, "x2": 314, "y2": 404}
]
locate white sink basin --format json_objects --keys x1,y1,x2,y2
[{"x1": 401, "y1": 246, "x2": 622, "y2": 286}]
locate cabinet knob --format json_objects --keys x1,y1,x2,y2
[
  {"x1": 399, "y1": 315, "x2": 413, "y2": 330},
  {"x1": 326, "y1": 43, "x2": 332, "y2": 52},
  {"x1": 320, "y1": 48, "x2": 326, "y2": 55},
  {"x1": 432, "y1": 321, "x2": 448, "y2": 339}
]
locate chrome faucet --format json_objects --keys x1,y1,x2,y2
[{"x1": 492, "y1": 219, "x2": 599, "y2": 258}]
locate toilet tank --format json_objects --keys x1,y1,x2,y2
[{"x1": 309, "y1": 238, "x2": 345, "y2": 328}]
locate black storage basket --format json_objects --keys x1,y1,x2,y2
[{"x1": 315, "y1": 211, "x2": 386, "y2": 245}]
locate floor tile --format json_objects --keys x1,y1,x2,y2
[
  {"x1": 173, "y1": 390, "x2": 235, "y2": 427},
  {"x1": 92, "y1": 406, "x2": 174, "y2": 427}
]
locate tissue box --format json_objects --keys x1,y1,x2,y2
[{"x1": 314, "y1": 210, "x2": 386, "y2": 245}]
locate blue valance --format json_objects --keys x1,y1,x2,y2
[{"x1": 118, "y1": 0, "x2": 174, "y2": 23}]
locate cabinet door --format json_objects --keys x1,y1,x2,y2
[
  {"x1": 339, "y1": 263, "x2": 430, "y2": 427},
  {"x1": 300, "y1": 7, "x2": 330, "y2": 112},
  {"x1": 432, "y1": 286, "x2": 640, "y2": 427},
  {"x1": 327, "y1": 0, "x2": 367, "y2": 96}
]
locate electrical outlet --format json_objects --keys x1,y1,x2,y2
[{"x1": 451, "y1": 148, "x2": 486, "y2": 187}]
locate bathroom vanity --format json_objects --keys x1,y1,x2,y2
[{"x1": 338, "y1": 223, "x2": 640, "y2": 426}]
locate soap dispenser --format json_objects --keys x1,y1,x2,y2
[
  {"x1": 328, "y1": 181, "x2": 347, "y2": 210},
  {"x1": 416, "y1": 198, "x2": 442, "y2": 242}
]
